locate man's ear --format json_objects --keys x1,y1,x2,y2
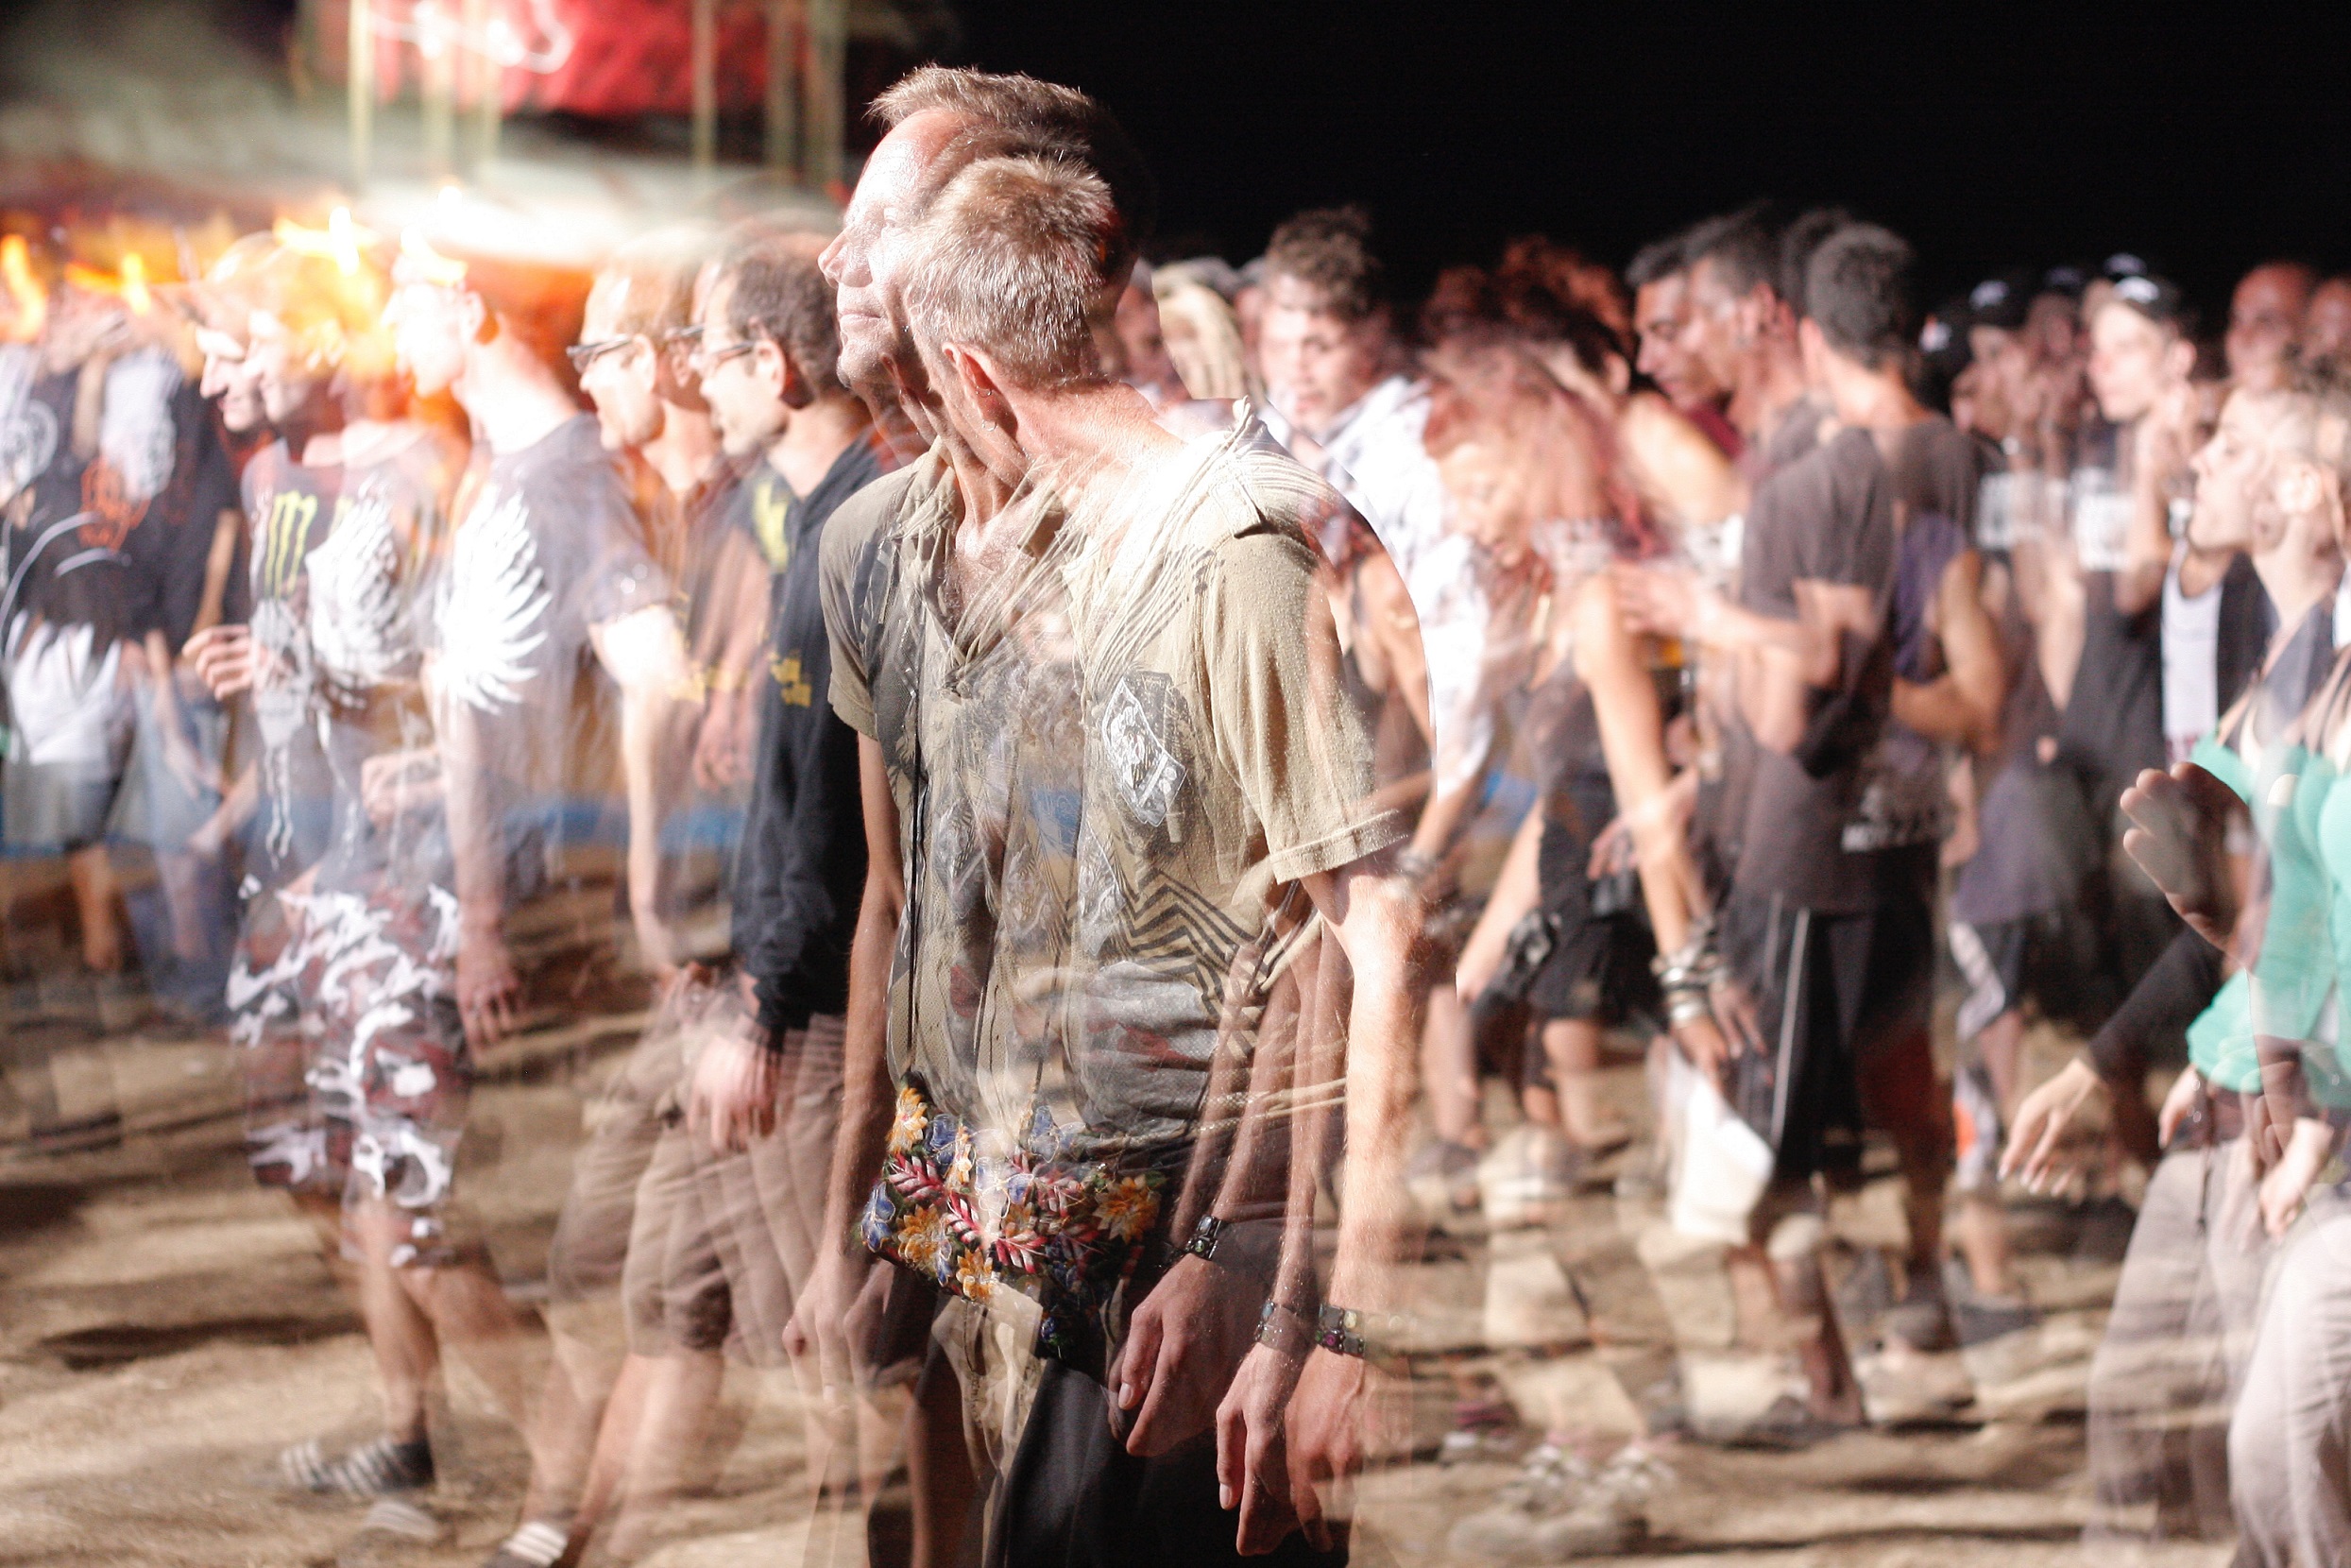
[
  {"x1": 461, "y1": 290, "x2": 495, "y2": 346},
  {"x1": 2276, "y1": 456, "x2": 2329, "y2": 521},
  {"x1": 757, "y1": 338, "x2": 809, "y2": 410},
  {"x1": 2165, "y1": 338, "x2": 2197, "y2": 383},
  {"x1": 946, "y1": 342, "x2": 1013, "y2": 422}
]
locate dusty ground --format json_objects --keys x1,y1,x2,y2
[{"x1": 0, "y1": 1005, "x2": 2230, "y2": 1568}]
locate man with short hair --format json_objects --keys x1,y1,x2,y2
[
  {"x1": 846, "y1": 143, "x2": 1414, "y2": 1566},
  {"x1": 2225, "y1": 259, "x2": 2317, "y2": 396},
  {"x1": 1677, "y1": 208, "x2": 1818, "y2": 474},
  {"x1": 384, "y1": 233, "x2": 693, "y2": 1564},
  {"x1": 1627, "y1": 226, "x2": 1738, "y2": 456}
]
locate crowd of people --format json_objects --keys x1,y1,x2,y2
[{"x1": 9, "y1": 60, "x2": 2351, "y2": 1568}]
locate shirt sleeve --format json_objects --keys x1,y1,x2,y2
[
  {"x1": 570, "y1": 461, "x2": 669, "y2": 631},
  {"x1": 1198, "y1": 523, "x2": 1405, "y2": 882},
  {"x1": 821, "y1": 469, "x2": 912, "y2": 739}
]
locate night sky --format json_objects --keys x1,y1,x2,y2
[
  {"x1": 947, "y1": 4, "x2": 2351, "y2": 319},
  {"x1": 23, "y1": 2, "x2": 2351, "y2": 319}
]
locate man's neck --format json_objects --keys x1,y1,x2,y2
[
  {"x1": 1731, "y1": 339, "x2": 1810, "y2": 442},
  {"x1": 1013, "y1": 379, "x2": 1177, "y2": 473},
  {"x1": 641, "y1": 402, "x2": 720, "y2": 500},
  {"x1": 456, "y1": 340, "x2": 577, "y2": 455},
  {"x1": 762, "y1": 394, "x2": 871, "y2": 497},
  {"x1": 2254, "y1": 533, "x2": 2342, "y2": 633},
  {"x1": 1828, "y1": 359, "x2": 1926, "y2": 434}
]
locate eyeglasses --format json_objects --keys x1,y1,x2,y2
[
  {"x1": 565, "y1": 336, "x2": 639, "y2": 371},
  {"x1": 690, "y1": 332, "x2": 760, "y2": 373}
]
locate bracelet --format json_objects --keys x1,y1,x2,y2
[
  {"x1": 1314, "y1": 1303, "x2": 1409, "y2": 1361},
  {"x1": 1650, "y1": 915, "x2": 1725, "y2": 997},
  {"x1": 1665, "y1": 988, "x2": 1713, "y2": 1030},
  {"x1": 1182, "y1": 1214, "x2": 1230, "y2": 1264},
  {"x1": 1254, "y1": 1298, "x2": 1314, "y2": 1358}
]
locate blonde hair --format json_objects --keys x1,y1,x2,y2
[{"x1": 1151, "y1": 276, "x2": 1252, "y2": 401}]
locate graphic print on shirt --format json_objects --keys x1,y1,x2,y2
[
  {"x1": 307, "y1": 486, "x2": 408, "y2": 695},
  {"x1": 438, "y1": 489, "x2": 553, "y2": 713}
]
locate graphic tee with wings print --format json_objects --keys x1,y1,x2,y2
[
  {"x1": 431, "y1": 415, "x2": 666, "y2": 902},
  {"x1": 306, "y1": 422, "x2": 465, "y2": 897}
]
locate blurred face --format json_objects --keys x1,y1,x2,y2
[
  {"x1": 2188, "y1": 389, "x2": 2288, "y2": 553},
  {"x1": 1257, "y1": 275, "x2": 1385, "y2": 435},
  {"x1": 575, "y1": 277, "x2": 661, "y2": 452},
  {"x1": 384, "y1": 280, "x2": 470, "y2": 398},
  {"x1": 1439, "y1": 441, "x2": 1537, "y2": 569},
  {"x1": 693, "y1": 272, "x2": 788, "y2": 460},
  {"x1": 1634, "y1": 271, "x2": 1720, "y2": 408},
  {"x1": 2087, "y1": 301, "x2": 2180, "y2": 423},
  {"x1": 2304, "y1": 279, "x2": 2351, "y2": 371},
  {"x1": 1115, "y1": 281, "x2": 1177, "y2": 393},
  {"x1": 246, "y1": 308, "x2": 331, "y2": 426},
  {"x1": 2226, "y1": 264, "x2": 2311, "y2": 393},
  {"x1": 820, "y1": 109, "x2": 963, "y2": 396},
  {"x1": 196, "y1": 327, "x2": 265, "y2": 433},
  {"x1": 1678, "y1": 258, "x2": 1746, "y2": 396}
]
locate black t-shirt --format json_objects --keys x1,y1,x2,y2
[
  {"x1": 732, "y1": 435, "x2": 892, "y2": 1037},
  {"x1": 1733, "y1": 426, "x2": 1899, "y2": 912},
  {"x1": 119, "y1": 382, "x2": 243, "y2": 656},
  {"x1": 2056, "y1": 421, "x2": 2163, "y2": 804},
  {"x1": 433, "y1": 414, "x2": 665, "y2": 899}
]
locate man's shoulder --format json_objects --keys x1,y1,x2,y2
[{"x1": 821, "y1": 447, "x2": 931, "y2": 571}]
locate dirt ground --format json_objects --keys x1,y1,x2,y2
[{"x1": 0, "y1": 1005, "x2": 2232, "y2": 1568}]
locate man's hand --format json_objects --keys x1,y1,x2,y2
[
  {"x1": 183, "y1": 624, "x2": 264, "y2": 701},
  {"x1": 783, "y1": 1242, "x2": 886, "y2": 1399},
  {"x1": 1674, "y1": 1012, "x2": 1735, "y2": 1094},
  {"x1": 1612, "y1": 563, "x2": 1708, "y2": 643},
  {"x1": 455, "y1": 914, "x2": 521, "y2": 1048},
  {"x1": 2121, "y1": 762, "x2": 2244, "y2": 951},
  {"x1": 2258, "y1": 1116, "x2": 2336, "y2": 1237},
  {"x1": 1585, "y1": 814, "x2": 1636, "y2": 880},
  {"x1": 2157, "y1": 1065, "x2": 2207, "y2": 1150},
  {"x1": 1217, "y1": 1341, "x2": 1306, "y2": 1556},
  {"x1": 688, "y1": 1027, "x2": 784, "y2": 1157},
  {"x1": 692, "y1": 690, "x2": 754, "y2": 793},
  {"x1": 360, "y1": 749, "x2": 443, "y2": 827},
  {"x1": 1111, "y1": 1253, "x2": 1256, "y2": 1457},
  {"x1": 1709, "y1": 971, "x2": 1763, "y2": 1061},
  {"x1": 2002, "y1": 1056, "x2": 2111, "y2": 1193},
  {"x1": 1286, "y1": 1346, "x2": 1409, "y2": 1555}
]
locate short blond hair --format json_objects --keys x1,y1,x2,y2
[{"x1": 903, "y1": 154, "x2": 1116, "y2": 391}]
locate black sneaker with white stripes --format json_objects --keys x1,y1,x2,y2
[{"x1": 278, "y1": 1433, "x2": 435, "y2": 1497}]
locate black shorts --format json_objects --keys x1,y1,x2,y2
[
  {"x1": 1722, "y1": 848, "x2": 1937, "y2": 1184},
  {"x1": 1525, "y1": 788, "x2": 1661, "y2": 1029}
]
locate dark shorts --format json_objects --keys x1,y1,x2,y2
[
  {"x1": 1525, "y1": 790, "x2": 1661, "y2": 1029},
  {"x1": 1722, "y1": 848, "x2": 1938, "y2": 1185}
]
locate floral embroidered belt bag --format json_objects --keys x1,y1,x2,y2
[{"x1": 860, "y1": 1077, "x2": 1167, "y2": 1363}]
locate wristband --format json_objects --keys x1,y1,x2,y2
[
  {"x1": 1253, "y1": 1298, "x2": 1314, "y2": 1358},
  {"x1": 1182, "y1": 1214, "x2": 1231, "y2": 1264},
  {"x1": 1315, "y1": 1303, "x2": 1409, "y2": 1362}
]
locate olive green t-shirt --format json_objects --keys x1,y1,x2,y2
[{"x1": 820, "y1": 425, "x2": 1402, "y2": 1161}]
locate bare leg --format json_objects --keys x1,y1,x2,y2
[
  {"x1": 1422, "y1": 984, "x2": 1486, "y2": 1150},
  {"x1": 1538, "y1": 1017, "x2": 1632, "y2": 1150},
  {"x1": 906, "y1": 1357, "x2": 978, "y2": 1568},
  {"x1": 599, "y1": 1349, "x2": 728, "y2": 1560},
  {"x1": 345, "y1": 1200, "x2": 448, "y2": 1442},
  {"x1": 66, "y1": 844, "x2": 121, "y2": 974}
]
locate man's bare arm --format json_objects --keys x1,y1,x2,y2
[{"x1": 592, "y1": 604, "x2": 696, "y2": 972}]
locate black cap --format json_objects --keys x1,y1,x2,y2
[
  {"x1": 1966, "y1": 272, "x2": 2034, "y2": 333},
  {"x1": 2105, "y1": 269, "x2": 2193, "y2": 332}
]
